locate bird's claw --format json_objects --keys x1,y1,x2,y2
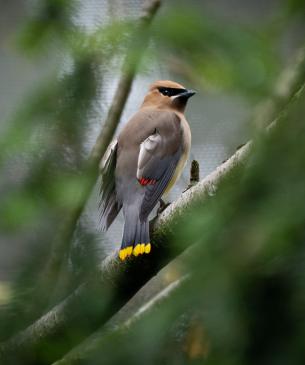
[{"x1": 157, "y1": 198, "x2": 171, "y2": 215}]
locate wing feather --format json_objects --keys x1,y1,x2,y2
[
  {"x1": 99, "y1": 139, "x2": 122, "y2": 230},
  {"x1": 136, "y1": 112, "x2": 183, "y2": 220},
  {"x1": 140, "y1": 149, "x2": 181, "y2": 219}
]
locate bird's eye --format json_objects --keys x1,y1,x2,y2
[
  {"x1": 158, "y1": 87, "x2": 186, "y2": 97},
  {"x1": 158, "y1": 87, "x2": 170, "y2": 96}
]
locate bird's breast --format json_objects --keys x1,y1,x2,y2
[{"x1": 163, "y1": 116, "x2": 191, "y2": 196}]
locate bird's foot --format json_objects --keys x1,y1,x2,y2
[{"x1": 157, "y1": 198, "x2": 171, "y2": 215}]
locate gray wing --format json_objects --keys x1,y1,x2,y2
[
  {"x1": 137, "y1": 112, "x2": 183, "y2": 220},
  {"x1": 99, "y1": 139, "x2": 122, "y2": 230}
]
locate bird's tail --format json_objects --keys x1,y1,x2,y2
[{"x1": 119, "y1": 215, "x2": 151, "y2": 261}]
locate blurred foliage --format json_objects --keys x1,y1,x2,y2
[
  {"x1": 18, "y1": 0, "x2": 75, "y2": 52},
  {"x1": 0, "y1": 0, "x2": 305, "y2": 364},
  {"x1": 0, "y1": 0, "x2": 102, "y2": 340},
  {"x1": 153, "y1": 6, "x2": 279, "y2": 97},
  {"x1": 285, "y1": 0, "x2": 305, "y2": 17}
]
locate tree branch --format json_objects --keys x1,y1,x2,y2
[
  {"x1": 1, "y1": 41, "x2": 304, "y2": 365},
  {"x1": 43, "y1": 0, "x2": 162, "y2": 292},
  {"x1": 52, "y1": 275, "x2": 189, "y2": 365}
]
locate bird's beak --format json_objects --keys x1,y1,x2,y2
[{"x1": 174, "y1": 89, "x2": 196, "y2": 100}]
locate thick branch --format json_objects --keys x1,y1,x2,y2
[
  {"x1": 1, "y1": 42, "x2": 304, "y2": 365},
  {"x1": 52, "y1": 275, "x2": 189, "y2": 365}
]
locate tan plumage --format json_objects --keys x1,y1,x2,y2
[{"x1": 99, "y1": 80, "x2": 195, "y2": 260}]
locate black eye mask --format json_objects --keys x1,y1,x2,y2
[{"x1": 158, "y1": 87, "x2": 186, "y2": 97}]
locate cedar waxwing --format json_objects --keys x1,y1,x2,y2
[{"x1": 99, "y1": 80, "x2": 195, "y2": 260}]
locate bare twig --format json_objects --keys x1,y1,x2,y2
[{"x1": 185, "y1": 160, "x2": 200, "y2": 191}]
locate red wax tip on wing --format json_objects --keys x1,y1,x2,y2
[
  {"x1": 138, "y1": 177, "x2": 157, "y2": 186},
  {"x1": 148, "y1": 179, "x2": 157, "y2": 185}
]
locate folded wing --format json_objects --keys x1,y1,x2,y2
[
  {"x1": 137, "y1": 112, "x2": 183, "y2": 219},
  {"x1": 99, "y1": 139, "x2": 122, "y2": 230}
]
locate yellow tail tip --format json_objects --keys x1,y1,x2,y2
[
  {"x1": 145, "y1": 243, "x2": 151, "y2": 254},
  {"x1": 119, "y1": 246, "x2": 133, "y2": 261},
  {"x1": 119, "y1": 249, "x2": 126, "y2": 261},
  {"x1": 133, "y1": 244, "x2": 141, "y2": 256},
  {"x1": 140, "y1": 243, "x2": 145, "y2": 254},
  {"x1": 126, "y1": 246, "x2": 133, "y2": 256},
  {"x1": 120, "y1": 243, "x2": 152, "y2": 260}
]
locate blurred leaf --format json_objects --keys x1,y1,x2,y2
[
  {"x1": 17, "y1": 0, "x2": 77, "y2": 52},
  {"x1": 285, "y1": 0, "x2": 305, "y2": 17}
]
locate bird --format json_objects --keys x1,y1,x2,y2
[{"x1": 99, "y1": 80, "x2": 195, "y2": 261}]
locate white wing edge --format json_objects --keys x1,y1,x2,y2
[
  {"x1": 137, "y1": 133, "x2": 161, "y2": 180},
  {"x1": 99, "y1": 139, "x2": 118, "y2": 173}
]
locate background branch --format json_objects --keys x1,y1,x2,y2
[{"x1": 43, "y1": 0, "x2": 162, "y2": 293}]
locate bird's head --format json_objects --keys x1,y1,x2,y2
[{"x1": 141, "y1": 80, "x2": 196, "y2": 112}]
